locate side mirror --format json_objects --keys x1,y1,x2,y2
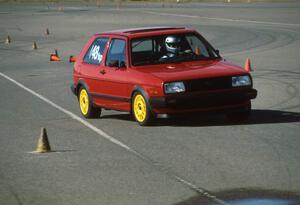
[
  {"x1": 108, "y1": 59, "x2": 119, "y2": 67},
  {"x1": 108, "y1": 60, "x2": 126, "y2": 69},
  {"x1": 119, "y1": 61, "x2": 126, "y2": 68},
  {"x1": 215, "y1": 49, "x2": 220, "y2": 56}
]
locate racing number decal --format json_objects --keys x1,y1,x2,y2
[
  {"x1": 89, "y1": 45, "x2": 102, "y2": 63},
  {"x1": 83, "y1": 38, "x2": 108, "y2": 65}
]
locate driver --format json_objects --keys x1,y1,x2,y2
[{"x1": 160, "y1": 36, "x2": 191, "y2": 61}]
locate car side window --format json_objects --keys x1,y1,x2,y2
[
  {"x1": 106, "y1": 39, "x2": 126, "y2": 67},
  {"x1": 83, "y1": 37, "x2": 109, "y2": 65}
]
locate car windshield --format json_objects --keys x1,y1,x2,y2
[{"x1": 131, "y1": 32, "x2": 220, "y2": 66}]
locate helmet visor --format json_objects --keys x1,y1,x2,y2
[{"x1": 167, "y1": 42, "x2": 180, "y2": 49}]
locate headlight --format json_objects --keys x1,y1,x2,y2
[
  {"x1": 164, "y1": 82, "x2": 186, "y2": 94},
  {"x1": 232, "y1": 75, "x2": 252, "y2": 87}
]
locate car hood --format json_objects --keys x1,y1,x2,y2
[{"x1": 134, "y1": 60, "x2": 248, "y2": 82}]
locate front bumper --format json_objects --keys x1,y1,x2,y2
[{"x1": 149, "y1": 88, "x2": 257, "y2": 114}]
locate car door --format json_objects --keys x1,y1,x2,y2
[
  {"x1": 96, "y1": 37, "x2": 131, "y2": 111},
  {"x1": 80, "y1": 36, "x2": 109, "y2": 106}
]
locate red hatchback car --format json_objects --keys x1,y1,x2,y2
[{"x1": 71, "y1": 27, "x2": 257, "y2": 125}]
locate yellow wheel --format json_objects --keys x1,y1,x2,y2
[
  {"x1": 79, "y1": 89, "x2": 89, "y2": 115},
  {"x1": 78, "y1": 87, "x2": 101, "y2": 118},
  {"x1": 132, "y1": 92, "x2": 151, "y2": 126}
]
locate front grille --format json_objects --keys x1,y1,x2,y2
[
  {"x1": 166, "y1": 92, "x2": 247, "y2": 109},
  {"x1": 185, "y1": 76, "x2": 232, "y2": 92}
]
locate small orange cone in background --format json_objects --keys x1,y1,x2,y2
[
  {"x1": 35, "y1": 128, "x2": 51, "y2": 153},
  {"x1": 5, "y1": 35, "x2": 11, "y2": 44},
  {"x1": 50, "y1": 49, "x2": 60, "y2": 61},
  {"x1": 195, "y1": 46, "x2": 200, "y2": 55},
  {"x1": 45, "y1": 28, "x2": 50, "y2": 35},
  {"x1": 69, "y1": 55, "x2": 76, "y2": 63},
  {"x1": 244, "y1": 58, "x2": 252, "y2": 72},
  {"x1": 32, "y1": 41, "x2": 38, "y2": 50}
]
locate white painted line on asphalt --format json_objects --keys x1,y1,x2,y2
[
  {"x1": 0, "y1": 72, "x2": 229, "y2": 205},
  {"x1": 144, "y1": 11, "x2": 300, "y2": 27},
  {"x1": 0, "y1": 72, "x2": 132, "y2": 152}
]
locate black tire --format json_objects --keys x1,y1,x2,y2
[
  {"x1": 78, "y1": 87, "x2": 101, "y2": 118},
  {"x1": 132, "y1": 92, "x2": 152, "y2": 126}
]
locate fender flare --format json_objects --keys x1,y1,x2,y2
[
  {"x1": 76, "y1": 80, "x2": 95, "y2": 104},
  {"x1": 131, "y1": 86, "x2": 154, "y2": 115},
  {"x1": 76, "y1": 80, "x2": 90, "y2": 95}
]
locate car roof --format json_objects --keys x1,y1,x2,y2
[{"x1": 98, "y1": 26, "x2": 196, "y2": 38}]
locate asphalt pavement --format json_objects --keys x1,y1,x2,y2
[{"x1": 0, "y1": 2, "x2": 300, "y2": 205}]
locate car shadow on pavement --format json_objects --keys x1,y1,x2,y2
[
  {"x1": 173, "y1": 188, "x2": 300, "y2": 205},
  {"x1": 101, "y1": 113, "x2": 135, "y2": 122},
  {"x1": 159, "y1": 109, "x2": 300, "y2": 127},
  {"x1": 101, "y1": 109, "x2": 300, "y2": 127}
]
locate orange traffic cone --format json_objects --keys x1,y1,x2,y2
[
  {"x1": 244, "y1": 58, "x2": 252, "y2": 72},
  {"x1": 69, "y1": 55, "x2": 76, "y2": 63},
  {"x1": 50, "y1": 49, "x2": 60, "y2": 61},
  {"x1": 35, "y1": 128, "x2": 51, "y2": 153},
  {"x1": 195, "y1": 46, "x2": 201, "y2": 55}
]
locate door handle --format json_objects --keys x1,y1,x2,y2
[{"x1": 99, "y1": 69, "x2": 106, "y2": 75}]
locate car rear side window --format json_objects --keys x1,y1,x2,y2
[{"x1": 83, "y1": 37, "x2": 108, "y2": 65}]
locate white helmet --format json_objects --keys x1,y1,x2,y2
[{"x1": 165, "y1": 36, "x2": 181, "y2": 54}]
